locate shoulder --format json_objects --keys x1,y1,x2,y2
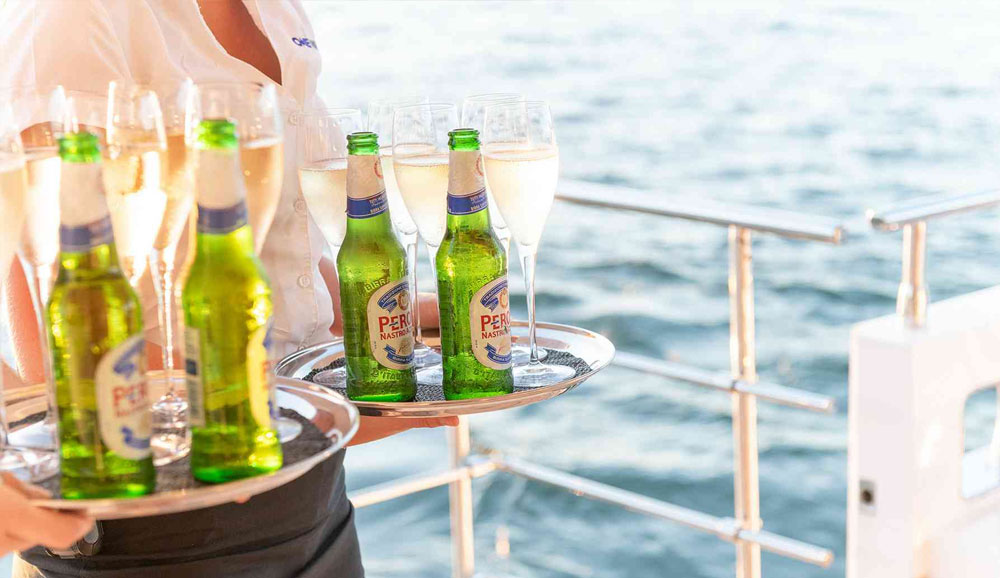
[{"x1": 0, "y1": 0, "x2": 127, "y2": 91}]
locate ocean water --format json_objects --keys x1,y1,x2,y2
[
  {"x1": 7, "y1": 1, "x2": 1000, "y2": 577},
  {"x1": 311, "y1": 2, "x2": 1000, "y2": 578}
]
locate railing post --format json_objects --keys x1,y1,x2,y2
[
  {"x1": 448, "y1": 417, "x2": 475, "y2": 578},
  {"x1": 729, "y1": 226, "x2": 762, "y2": 578},
  {"x1": 897, "y1": 221, "x2": 928, "y2": 328}
]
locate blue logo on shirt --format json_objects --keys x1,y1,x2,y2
[{"x1": 292, "y1": 37, "x2": 318, "y2": 49}]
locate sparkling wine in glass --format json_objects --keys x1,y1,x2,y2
[
  {"x1": 0, "y1": 95, "x2": 58, "y2": 481},
  {"x1": 297, "y1": 108, "x2": 363, "y2": 388},
  {"x1": 460, "y1": 93, "x2": 520, "y2": 251},
  {"x1": 148, "y1": 79, "x2": 196, "y2": 465},
  {"x1": 366, "y1": 97, "x2": 426, "y2": 241},
  {"x1": 10, "y1": 86, "x2": 66, "y2": 456},
  {"x1": 392, "y1": 102, "x2": 458, "y2": 376},
  {"x1": 482, "y1": 101, "x2": 573, "y2": 387},
  {"x1": 104, "y1": 81, "x2": 168, "y2": 287}
]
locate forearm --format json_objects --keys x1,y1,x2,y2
[{"x1": 3, "y1": 260, "x2": 45, "y2": 387}]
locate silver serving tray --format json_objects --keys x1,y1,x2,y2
[
  {"x1": 31, "y1": 378, "x2": 359, "y2": 520},
  {"x1": 276, "y1": 321, "x2": 615, "y2": 418}
]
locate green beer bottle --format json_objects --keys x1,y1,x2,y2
[
  {"x1": 183, "y1": 119, "x2": 282, "y2": 483},
  {"x1": 48, "y1": 131, "x2": 155, "y2": 499},
  {"x1": 338, "y1": 132, "x2": 417, "y2": 401},
  {"x1": 437, "y1": 129, "x2": 514, "y2": 399}
]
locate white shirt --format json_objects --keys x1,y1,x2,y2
[{"x1": 0, "y1": 0, "x2": 334, "y2": 356}]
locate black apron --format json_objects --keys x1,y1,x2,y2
[{"x1": 15, "y1": 451, "x2": 364, "y2": 578}]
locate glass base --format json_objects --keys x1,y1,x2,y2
[
  {"x1": 416, "y1": 364, "x2": 443, "y2": 386},
  {"x1": 276, "y1": 417, "x2": 303, "y2": 443},
  {"x1": 511, "y1": 343, "x2": 547, "y2": 365},
  {"x1": 413, "y1": 342, "x2": 442, "y2": 366},
  {"x1": 314, "y1": 366, "x2": 347, "y2": 388},
  {"x1": 0, "y1": 447, "x2": 59, "y2": 482},
  {"x1": 513, "y1": 360, "x2": 576, "y2": 389},
  {"x1": 151, "y1": 393, "x2": 191, "y2": 466}
]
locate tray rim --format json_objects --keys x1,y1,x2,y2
[
  {"x1": 276, "y1": 320, "x2": 616, "y2": 417},
  {"x1": 30, "y1": 378, "x2": 359, "y2": 519}
]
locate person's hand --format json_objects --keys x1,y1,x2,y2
[
  {"x1": 0, "y1": 473, "x2": 93, "y2": 556},
  {"x1": 349, "y1": 415, "x2": 459, "y2": 446}
]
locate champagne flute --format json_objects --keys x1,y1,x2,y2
[
  {"x1": 188, "y1": 81, "x2": 300, "y2": 442},
  {"x1": 191, "y1": 82, "x2": 284, "y2": 255},
  {"x1": 366, "y1": 96, "x2": 426, "y2": 242},
  {"x1": 392, "y1": 102, "x2": 457, "y2": 376},
  {"x1": 104, "y1": 81, "x2": 168, "y2": 287},
  {"x1": 64, "y1": 90, "x2": 108, "y2": 142},
  {"x1": 460, "y1": 93, "x2": 520, "y2": 253},
  {"x1": 14, "y1": 86, "x2": 66, "y2": 311},
  {"x1": 368, "y1": 97, "x2": 432, "y2": 367},
  {"x1": 0, "y1": 94, "x2": 58, "y2": 481},
  {"x1": 10, "y1": 85, "x2": 66, "y2": 456},
  {"x1": 148, "y1": 79, "x2": 195, "y2": 464},
  {"x1": 462, "y1": 93, "x2": 541, "y2": 365},
  {"x1": 297, "y1": 108, "x2": 363, "y2": 387},
  {"x1": 482, "y1": 101, "x2": 574, "y2": 387}
]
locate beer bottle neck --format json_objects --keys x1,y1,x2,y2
[
  {"x1": 57, "y1": 159, "x2": 122, "y2": 277},
  {"x1": 193, "y1": 144, "x2": 256, "y2": 255},
  {"x1": 59, "y1": 241, "x2": 121, "y2": 276},
  {"x1": 194, "y1": 202, "x2": 256, "y2": 257},
  {"x1": 446, "y1": 148, "x2": 492, "y2": 233},
  {"x1": 345, "y1": 152, "x2": 394, "y2": 236}
]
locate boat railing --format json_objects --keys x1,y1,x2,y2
[
  {"x1": 867, "y1": 189, "x2": 1000, "y2": 327},
  {"x1": 348, "y1": 178, "x2": 846, "y2": 578}
]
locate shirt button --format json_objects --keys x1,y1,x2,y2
[
  {"x1": 294, "y1": 199, "x2": 307, "y2": 214},
  {"x1": 297, "y1": 274, "x2": 312, "y2": 288}
]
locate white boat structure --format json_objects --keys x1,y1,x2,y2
[{"x1": 340, "y1": 181, "x2": 1000, "y2": 577}]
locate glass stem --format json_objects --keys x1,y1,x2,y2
[
  {"x1": 520, "y1": 246, "x2": 540, "y2": 364},
  {"x1": 497, "y1": 228, "x2": 512, "y2": 275},
  {"x1": 405, "y1": 234, "x2": 422, "y2": 345},
  {"x1": 0, "y1": 289, "x2": 9, "y2": 450},
  {"x1": 151, "y1": 247, "x2": 177, "y2": 391},
  {"x1": 426, "y1": 242, "x2": 440, "y2": 330},
  {"x1": 21, "y1": 258, "x2": 58, "y2": 445}
]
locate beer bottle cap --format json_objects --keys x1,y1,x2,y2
[
  {"x1": 347, "y1": 131, "x2": 379, "y2": 155},
  {"x1": 58, "y1": 131, "x2": 102, "y2": 163},
  {"x1": 194, "y1": 118, "x2": 239, "y2": 150},
  {"x1": 448, "y1": 128, "x2": 479, "y2": 151}
]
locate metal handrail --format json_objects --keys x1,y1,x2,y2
[
  {"x1": 497, "y1": 456, "x2": 834, "y2": 568},
  {"x1": 614, "y1": 352, "x2": 836, "y2": 413},
  {"x1": 348, "y1": 453, "x2": 835, "y2": 569},
  {"x1": 868, "y1": 189, "x2": 1000, "y2": 327},
  {"x1": 557, "y1": 180, "x2": 846, "y2": 244},
  {"x1": 868, "y1": 189, "x2": 1000, "y2": 230}
]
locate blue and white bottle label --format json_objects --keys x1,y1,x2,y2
[
  {"x1": 246, "y1": 320, "x2": 277, "y2": 428},
  {"x1": 470, "y1": 277, "x2": 513, "y2": 370},
  {"x1": 347, "y1": 153, "x2": 388, "y2": 218},
  {"x1": 447, "y1": 149, "x2": 488, "y2": 216},
  {"x1": 60, "y1": 216, "x2": 114, "y2": 252},
  {"x1": 448, "y1": 187, "x2": 489, "y2": 215},
  {"x1": 366, "y1": 279, "x2": 415, "y2": 369},
  {"x1": 185, "y1": 326, "x2": 205, "y2": 427},
  {"x1": 95, "y1": 334, "x2": 151, "y2": 460},
  {"x1": 347, "y1": 191, "x2": 388, "y2": 219},
  {"x1": 197, "y1": 202, "x2": 248, "y2": 234}
]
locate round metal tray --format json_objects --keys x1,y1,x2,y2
[
  {"x1": 276, "y1": 321, "x2": 615, "y2": 417},
  {"x1": 31, "y1": 378, "x2": 359, "y2": 519}
]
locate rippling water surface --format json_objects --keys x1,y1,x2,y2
[
  {"x1": 311, "y1": 2, "x2": 1000, "y2": 577},
  {"x1": 7, "y1": 2, "x2": 1000, "y2": 577}
]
